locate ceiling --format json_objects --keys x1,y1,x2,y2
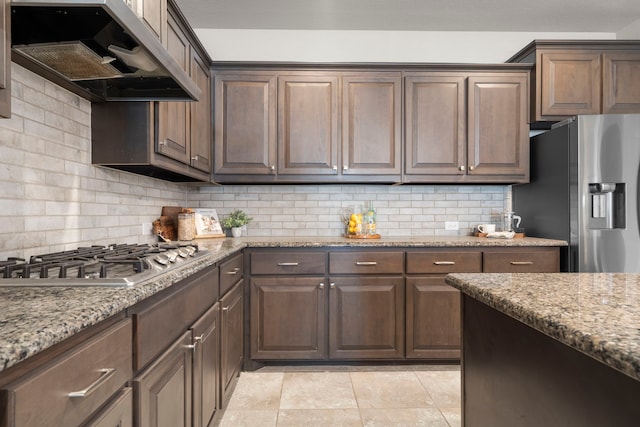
[{"x1": 174, "y1": 0, "x2": 640, "y2": 33}]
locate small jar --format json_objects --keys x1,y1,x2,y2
[{"x1": 178, "y1": 212, "x2": 195, "y2": 241}]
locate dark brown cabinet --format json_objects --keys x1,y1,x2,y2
[
  {"x1": 91, "y1": 3, "x2": 212, "y2": 182},
  {"x1": 85, "y1": 387, "x2": 133, "y2": 427},
  {"x1": 212, "y1": 69, "x2": 403, "y2": 183},
  {"x1": 482, "y1": 247, "x2": 561, "y2": 273},
  {"x1": 191, "y1": 303, "x2": 220, "y2": 427},
  {"x1": 213, "y1": 73, "x2": 277, "y2": 176},
  {"x1": 404, "y1": 71, "x2": 529, "y2": 183},
  {"x1": 405, "y1": 250, "x2": 482, "y2": 359},
  {"x1": 134, "y1": 331, "x2": 193, "y2": 427},
  {"x1": 220, "y1": 280, "x2": 244, "y2": 406},
  {"x1": 0, "y1": 0, "x2": 10, "y2": 118},
  {"x1": 508, "y1": 40, "x2": 640, "y2": 122}
]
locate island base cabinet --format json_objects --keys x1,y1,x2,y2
[
  {"x1": 250, "y1": 277, "x2": 326, "y2": 360},
  {"x1": 329, "y1": 277, "x2": 404, "y2": 359},
  {"x1": 133, "y1": 331, "x2": 193, "y2": 427},
  {"x1": 406, "y1": 277, "x2": 461, "y2": 359},
  {"x1": 462, "y1": 296, "x2": 640, "y2": 427},
  {"x1": 85, "y1": 387, "x2": 133, "y2": 427}
]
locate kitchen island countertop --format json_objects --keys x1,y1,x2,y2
[
  {"x1": 446, "y1": 272, "x2": 640, "y2": 381},
  {"x1": 0, "y1": 235, "x2": 564, "y2": 374}
]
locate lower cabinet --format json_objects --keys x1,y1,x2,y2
[
  {"x1": 85, "y1": 387, "x2": 133, "y2": 427},
  {"x1": 220, "y1": 280, "x2": 244, "y2": 406},
  {"x1": 191, "y1": 303, "x2": 220, "y2": 427},
  {"x1": 134, "y1": 331, "x2": 193, "y2": 427}
]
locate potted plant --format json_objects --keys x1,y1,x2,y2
[{"x1": 221, "y1": 209, "x2": 252, "y2": 237}]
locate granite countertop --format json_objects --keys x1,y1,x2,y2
[
  {"x1": 446, "y1": 272, "x2": 640, "y2": 382},
  {"x1": 0, "y1": 235, "x2": 565, "y2": 374}
]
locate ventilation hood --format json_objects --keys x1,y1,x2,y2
[{"x1": 11, "y1": 0, "x2": 201, "y2": 101}]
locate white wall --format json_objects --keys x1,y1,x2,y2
[{"x1": 195, "y1": 30, "x2": 616, "y2": 62}]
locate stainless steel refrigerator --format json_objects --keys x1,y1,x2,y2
[{"x1": 513, "y1": 114, "x2": 640, "y2": 272}]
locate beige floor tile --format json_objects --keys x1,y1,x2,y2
[
  {"x1": 227, "y1": 372, "x2": 284, "y2": 410},
  {"x1": 439, "y1": 407, "x2": 462, "y2": 427},
  {"x1": 280, "y1": 371, "x2": 358, "y2": 409},
  {"x1": 218, "y1": 409, "x2": 278, "y2": 427},
  {"x1": 360, "y1": 408, "x2": 450, "y2": 427},
  {"x1": 350, "y1": 371, "x2": 434, "y2": 409},
  {"x1": 277, "y1": 409, "x2": 363, "y2": 426},
  {"x1": 415, "y1": 370, "x2": 461, "y2": 408}
]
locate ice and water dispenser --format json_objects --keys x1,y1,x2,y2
[{"x1": 588, "y1": 182, "x2": 626, "y2": 229}]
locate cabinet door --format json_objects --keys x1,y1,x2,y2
[
  {"x1": 278, "y1": 74, "x2": 339, "y2": 175},
  {"x1": 602, "y1": 51, "x2": 640, "y2": 114},
  {"x1": 156, "y1": 13, "x2": 191, "y2": 164},
  {"x1": 220, "y1": 280, "x2": 244, "y2": 406},
  {"x1": 406, "y1": 277, "x2": 461, "y2": 359},
  {"x1": 0, "y1": 0, "x2": 10, "y2": 118},
  {"x1": 85, "y1": 387, "x2": 133, "y2": 427},
  {"x1": 250, "y1": 277, "x2": 327, "y2": 360},
  {"x1": 467, "y1": 74, "x2": 529, "y2": 180},
  {"x1": 342, "y1": 73, "x2": 402, "y2": 175},
  {"x1": 214, "y1": 74, "x2": 277, "y2": 175},
  {"x1": 134, "y1": 331, "x2": 193, "y2": 427},
  {"x1": 329, "y1": 277, "x2": 404, "y2": 359},
  {"x1": 190, "y1": 50, "x2": 212, "y2": 173},
  {"x1": 191, "y1": 303, "x2": 220, "y2": 427},
  {"x1": 405, "y1": 75, "x2": 466, "y2": 176},
  {"x1": 136, "y1": 0, "x2": 167, "y2": 43},
  {"x1": 538, "y1": 51, "x2": 601, "y2": 119}
]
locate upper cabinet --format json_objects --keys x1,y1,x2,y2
[
  {"x1": 403, "y1": 69, "x2": 529, "y2": 183},
  {"x1": 0, "y1": 0, "x2": 10, "y2": 118},
  {"x1": 508, "y1": 40, "x2": 640, "y2": 123},
  {"x1": 91, "y1": 1, "x2": 212, "y2": 182}
]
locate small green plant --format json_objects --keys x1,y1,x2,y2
[{"x1": 221, "y1": 209, "x2": 253, "y2": 229}]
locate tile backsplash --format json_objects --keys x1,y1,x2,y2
[
  {"x1": 192, "y1": 184, "x2": 509, "y2": 237},
  {"x1": 1, "y1": 64, "x2": 510, "y2": 259}
]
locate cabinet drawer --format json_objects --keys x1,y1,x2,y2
[
  {"x1": 406, "y1": 251, "x2": 482, "y2": 274},
  {"x1": 483, "y1": 249, "x2": 559, "y2": 272},
  {"x1": 220, "y1": 253, "x2": 243, "y2": 295},
  {"x1": 8, "y1": 320, "x2": 132, "y2": 427},
  {"x1": 130, "y1": 265, "x2": 219, "y2": 371},
  {"x1": 329, "y1": 251, "x2": 403, "y2": 274},
  {"x1": 250, "y1": 251, "x2": 327, "y2": 275}
]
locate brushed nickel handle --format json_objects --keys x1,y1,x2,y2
[
  {"x1": 186, "y1": 334, "x2": 204, "y2": 351},
  {"x1": 343, "y1": 165, "x2": 349, "y2": 171},
  {"x1": 332, "y1": 165, "x2": 338, "y2": 171},
  {"x1": 222, "y1": 306, "x2": 230, "y2": 311},
  {"x1": 270, "y1": 165, "x2": 276, "y2": 171},
  {"x1": 319, "y1": 282, "x2": 325, "y2": 289},
  {"x1": 468, "y1": 166, "x2": 475, "y2": 171},
  {"x1": 225, "y1": 268, "x2": 240, "y2": 275},
  {"x1": 191, "y1": 155, "x2": 199, "y2": 161},
  {"x1": 434, "y1": 261, "x2": 456, "y2": 265},
  {"x1": 510, "y1": 261, "x2": 534, "y2": 265},
  {"x1": 68, "y1": 368, "x2": 116, "y2": 398},
  {"x1": 194, "y1": 334, "x2": 204, "y2": 342},
  {"x1": 459, "y1": 165, "x2": 465, "y2": 171},
  {"x1": 356, "y1": 261, "x2": 377, "y2": 266},
  {"x1": 330, "y1": 282, "x2": 336, "y2": 289},
  {"x1": 277, "y1": 262, "x2": 299, "y2": 266}
]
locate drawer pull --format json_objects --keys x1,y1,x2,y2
[
  {"x1": 319, "y1": 283, "x2": 325, "y2": 289},
  {"x1": 356, "y1": 261, "x2": 377, "y2": 266},
  {"x1": 510, "y1": 261, "x2": 534, "y2": 265},
  {"x1": 330, "y1": 282, "x2": 336, "y2": 289},
  {"x1": 225, "y1": 268, "x2": 240, "y2": 275},
  {"x1": 434, "y1": 261, "x2": 456, "y2": 265},
  {"x1": 68, "y1": 368, "x2": 116, "y2": 398},
  {"x1": 277, "y1": 262, "x2": 299, "y2": 266}
]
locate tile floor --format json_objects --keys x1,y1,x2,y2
[{"x1": 218, "y1": 365, "x2": 461, "y2": 426}]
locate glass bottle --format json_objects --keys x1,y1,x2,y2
[{"x1": 365, "y1": 201, "x2": 377, "y2": 235}]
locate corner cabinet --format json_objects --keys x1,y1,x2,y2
[
  {"x1": 404, "y1": 70, "x2": 529, "y2": 183},
  {"x1": 91, "y1": 2, "x2": 212, "y2": 183},
  {"x1": 507, "y1": 40, "x2": 640, "y2": 122}
]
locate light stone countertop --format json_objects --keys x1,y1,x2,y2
[
  {"x1": 0, "y1": 236, "x2": 565, "y2": 374},
  {"x1": 445, "y1": 272, "x2": 640, "y2": 382}
]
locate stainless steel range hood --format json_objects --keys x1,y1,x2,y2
[{"x1": 11, "y1": 0, "x2": 201, "y2": 101}]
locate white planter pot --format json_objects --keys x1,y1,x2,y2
[{"x1": 231, "y1": 227, "x2": 242, "y2": 238}]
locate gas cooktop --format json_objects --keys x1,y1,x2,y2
[{"x1": 0, "y1": 243, "x2": 208, "y2": 287}]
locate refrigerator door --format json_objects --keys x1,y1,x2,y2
[{"x1": 577, "y1": 114, "x2": 640, "y2": 272}]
